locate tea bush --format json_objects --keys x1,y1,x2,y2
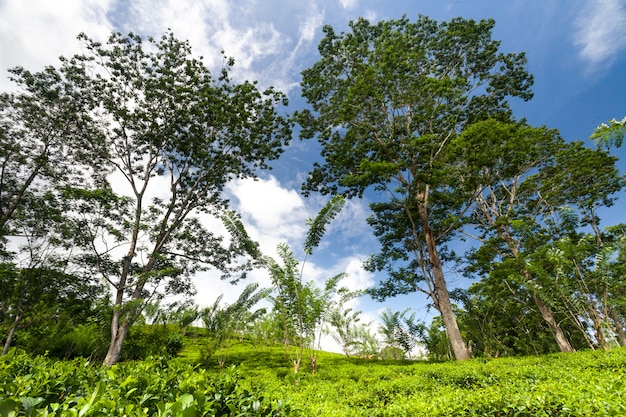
[
  {"x1": 0, "y1": 350, "x2": 296, "y2": 416},
  {"x1": 1, "y1": 346, "x2": 625, "y2": 416}
]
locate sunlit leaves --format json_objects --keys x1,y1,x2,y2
[{"x1": 591, "y1": 116, "x2": 626, "y2": 150}]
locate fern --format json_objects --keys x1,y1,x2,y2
[
  {"x1": 304, "y1": 195, "x2": 346, "y2": 255},
  {"x1": 221, "y1": 210, "x2": 263, "y2": 261}
]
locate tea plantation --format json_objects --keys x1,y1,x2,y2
[{"x1": 1, "y1": 341, "x2": 625, "y2": 416}]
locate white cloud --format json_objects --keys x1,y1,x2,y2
[
  {"x1": 123, "y1": 0, "x2": 225, "y2": 67},
  {"x1": 121, "y1": 0, "x2": 289, "y2": 83},
  {"x1": 342, "y1": 256, "x2": 375, "y2": 293},
  {"x1": 573, "y1": 0, "x2": 626, "y2": 68},
  {"x1": 0, "y1": 0, "x2": 113, "y2": 89},
  {"x1": 227, "y1": 176, "x2": 308, "y2": 243},
  {"x1": 299, "y1": 3, "x2": 325, "y2": 42},
  {"x1": 339, "y1": 0, "x2": 358, "y2": 10}
]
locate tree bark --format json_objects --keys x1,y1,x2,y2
[
  {"x1": 418, "y1": 202, "x2": 471, "y2": 361},
  {"x1": 103, "y1": 279, "x2": 130, "y2": 366},
  {"x1": 2, "y1": 314, "x2": 21, "y2": 356},
  {"x1": 532, "y1": 293, "x2": 575, "y2": 353},
  {"x1": 103, "y1": 318, "x2": 130, "y2": 366},
  {"x1": 609, "y1": 308, "x2": 626, "y2": 347}
]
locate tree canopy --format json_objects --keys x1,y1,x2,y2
[
  {"x1": 1, "y1": 30, "x2": 292, "y2": 366},
  {"x1": 298, "y1": 15, "x2": 534, "y2": 360}
]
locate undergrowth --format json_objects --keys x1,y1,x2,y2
[{"x1": 1, "y1": 337, "x2": 625, "y2": 416}]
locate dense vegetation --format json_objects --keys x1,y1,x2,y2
[
  {"x1": 1, "y1": 340, "x2": 625, "y2": 416},
  {"x1": 1, "y1": 12, "x2": 626, "y2": 396}
]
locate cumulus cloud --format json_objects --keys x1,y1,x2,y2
[
  {"x1": 0, "y1": 0, "x2": 113, "y2": 89},
  {"x1": 573, "y1": 0, "x2": 626, "y2": 68},
  {"x1": 226, "y1": 176, "x2": 308, "y2": 244}
]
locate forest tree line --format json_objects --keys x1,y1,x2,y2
[{"x1": 1, "y1": 15, "x2": 625, "y2": 365}]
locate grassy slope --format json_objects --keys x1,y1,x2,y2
[
  {"x1": 180, "y1": 334, "x2": 626, "y2": 416},
  {"x1": 1, "y1": 332, "x2": 625, "y2": 416}
]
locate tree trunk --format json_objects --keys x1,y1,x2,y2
[
  {"x1": 433, "y1": 268, "x2": 471, "y2": 360},
  {"x1": 103, "y1": 318, "x2": 130, "y2": 366},
  {"x1": 532, "y1": 294, "x2": 575, "y2": 353},
  {"x1": 418, "y1": 202, "x2": 471, "y2": 361},
  {"x1": 510, "y1": 242, "x2": 575, "y2": 354},
  {"x1": 2, "y1": 314, "x2": 21, "y2": 356},
  {"x1": 103, "y1": 282, "x2": 131, "y2": 366},
  {"x1": 609, "y1": 308, "x2": 626, "y2": 346}
]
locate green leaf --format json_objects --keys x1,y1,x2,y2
[
  {"x1": 78, "y1": 380, "x2": 105, "y2": 417},
  {"x1": 0, "y1": 399, "x2": 20, "y2": 417},
  {"x1": 304, "y1": 195, "x2": 346, "y2": 255}
]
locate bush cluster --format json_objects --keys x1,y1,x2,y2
[{"x1": 0, "y1": 351, "x2": 295, "y2": 416}]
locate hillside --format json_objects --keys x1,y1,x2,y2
[{"x1": 1, "y1": 337, "x2": 625, "y2": 416}]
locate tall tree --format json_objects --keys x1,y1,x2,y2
[
  {"x1": 59, "y1": 31, "x2": 291, "y2": 366},
  {"x1": 458, "y1": 119, "x2": 624, "y2": 352},
  {"x1": 298, "y1": 16, "x2": 533, "y2": 360},
  {"x1": 458, "y1": 120, "x2": 574, "y2": 352}
]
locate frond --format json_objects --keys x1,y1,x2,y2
[
  {"x1": 304, "y1": 195, "x2": 346, "y2": 255},
  {"x1": 221, "y1": 210, "x2": 262, "y2": 261}
]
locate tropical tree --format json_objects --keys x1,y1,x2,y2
[
  {"x1": 201, "y1": 282, "x2": 268, "y2": 367},
  {"x1": 453, "y1": 282, "x2": 573, "y2": 357},
  {"x1": 56, "y1": 31, "x2": 291, "y2": 366},
  {"x1": 265, "y1": 246, "x2": 346, "y2": 372},
  {"x1": 458, "y1": 119, "x2": 624, "y2": 352},
  {"x1": 532, "y1": 224, "x2": 626, "y2": 350},
  {"x1": 458, "y1": 120, "x2": 574, "y2": 352},
  {"x1": 298, "y1": 15, "x2": 533, "y2": 360},
  {"x1": 263, "y1": 195, "x2": 348, "y2": 373},
  {"x1": 378, "y1": 308, "x2": 425, "y2": 359},
  {"x1": 327, "y1": 307, "x2": 364, "y2": 357}
]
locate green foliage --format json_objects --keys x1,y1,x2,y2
[
  {"x1": 261, "y1": 197, "x2": 349, "y2": 373},
  {"x1": 327, "y1": 307, "x2": 380, "y2": 358},
  {"x1": 591, "y1": 116, "x2": 625, "y2": 150},
  {"x1": 0, "y1": 351, "x2": 295, "y2": 416},
  {"x1": 2, "y1": 346, "x2": 626, "y2": 416},
  {"x1": 378, "y1": 308, "x2": 426, "y2": 359},
  {"x1": 201, "y1": 283, "x2": 268, "y2": 367},
  {"x1": 299, "y1": 15, "x2": 535, "y2": 361},
  {"x1": 20, "y1": 29, "x2": 293, "y2": 365},
  {"x1": 121, "y1": 324, "x2": 185, "y2": 361},
  {"x1": 304, "y1": 195, "x2": 346, "y2": 255},
  {"x1": 0, "y1": 264, "x2": 106, "y2": 356}
]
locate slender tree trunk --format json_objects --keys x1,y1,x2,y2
[
  {"x1": 2, "y1": 314, "x2": 21, "y2": 356},
  {"x1": 510, "y1": 240, "x2": 575, "y2": 354},
  {"x1": 103, "y1": 319, "x2": 130, "y2": 366},
  {"x1": 609, "y1": 308, "x2": 626, "y2": 346},
  {"x1": 104, "y1": 280, "x2": 130, "y2": 366},
  {"x1": 532, "y1": 293, "x2": 575, "y2": 353},
  {"x1": 418, "y1": 202, "x2": 471, "y2": 361},
  {"x1": 432, "y1": 267, "x2": 471, "y2": 360}
]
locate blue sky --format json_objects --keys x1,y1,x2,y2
[{"x1": 1, "y1": 0, "x2": 625, "y2": 350}]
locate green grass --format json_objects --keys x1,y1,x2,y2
[{"x1": 1, "y1": 333, "x2": 625, "y2": 416}]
